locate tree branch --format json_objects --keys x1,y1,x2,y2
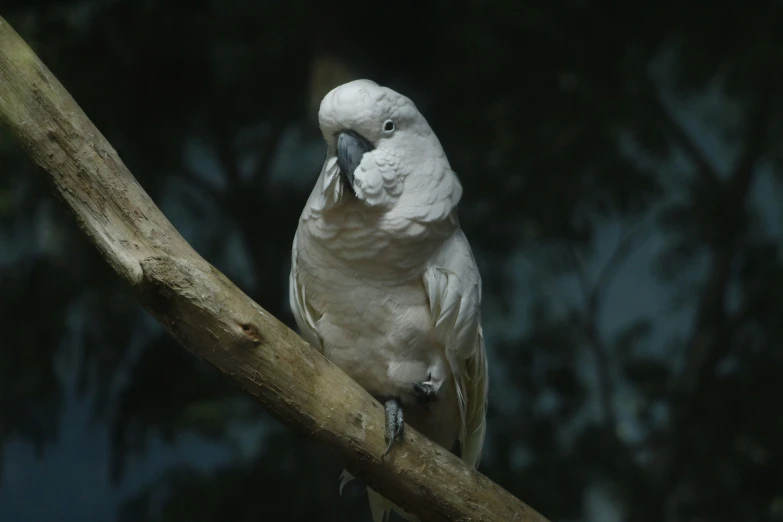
[
  {"x1": 637, "y1": 86, "x2": 773, "y2": 522},
  {"x1": 176, "y1": 165, "x2": 225, "y2": 203},
  {"x1": 566, "y1": 245, "x2": 617, "y2": 428},
  {"x1": 639, "y1": 77, "x2": 720, "y2": 187},
  {"x1": 0, "y1": 16, "x2": 547, "y2": 522},
  {"x1": 567, "y1": 223, "x2": 644, "y2": 429}
]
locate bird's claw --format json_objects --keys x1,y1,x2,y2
[
  {"x1": 383, "y1": 399, "x2": 404, "y2": 456},
  {"x1": 413, "y1": 372, "x2": 437, "y2": 404}
]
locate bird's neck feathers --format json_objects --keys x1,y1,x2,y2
[{"x1": 299, "y1": 154, "x2": 461, "y2": 277}]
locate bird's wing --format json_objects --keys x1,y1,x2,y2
[
  {"x1": 423, "y1": 227, "x2": 488, "y2": 467},
  {"x1": 288, "y1": 230, "x2": 323, "y2": 353}
]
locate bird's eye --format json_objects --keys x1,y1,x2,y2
[{"x1": 383, "y1": 120, "x2": 395, "y2": 133}]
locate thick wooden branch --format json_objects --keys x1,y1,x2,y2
[{"x1": 0, "y1": 16, "x2": 548, "y2": 522}]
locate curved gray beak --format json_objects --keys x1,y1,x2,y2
[{"x1": 336, "y1": 130, "x2": 374, "y2": 194}]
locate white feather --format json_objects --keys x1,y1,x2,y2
[{"x1": 288, "y1": 232, "x2": 323, "y2": 352}]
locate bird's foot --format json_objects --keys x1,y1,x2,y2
[
  {"x1": 382, "y1": 398, "x2": 404, "y2": 456},
  {"x1": 413, "y1": 372, "x2": 437, "y2": 404}
]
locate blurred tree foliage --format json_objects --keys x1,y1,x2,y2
[{"x1": 1, "y1": 0, "x2": 782, "y2": 521}]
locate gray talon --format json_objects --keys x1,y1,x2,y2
[
  {"x1": 383, "y1": 399, "x2": 404, "y2": 456},
  {"x1": 413, "y1": 373, "x2": 437, "y2": 404}
]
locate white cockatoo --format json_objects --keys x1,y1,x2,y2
[{"x1": 288, "y1": 79, "x2": 488, "y2": 521}]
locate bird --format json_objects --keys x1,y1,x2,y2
[{"x1": 288, "y1": 79, "x2": 488, "y2": 521}]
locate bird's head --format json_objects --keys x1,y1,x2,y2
[{"x1": 317, "y1": 79, "x2": 459, "y2": 214}]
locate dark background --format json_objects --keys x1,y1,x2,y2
[{"x1": 1, "y1": 1, "x2": 782, "y2": 521}]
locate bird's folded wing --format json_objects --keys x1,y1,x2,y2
[
  {"x1": 423, "y1": 228, "x2": 488, "y2": 467},
  {"x1": 289, "y1": 231, "x2": 323, "y2": 352}
]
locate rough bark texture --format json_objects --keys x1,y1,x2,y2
[{"x1": 0, "y1": 16, "x2": 549, "y2": 522}]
